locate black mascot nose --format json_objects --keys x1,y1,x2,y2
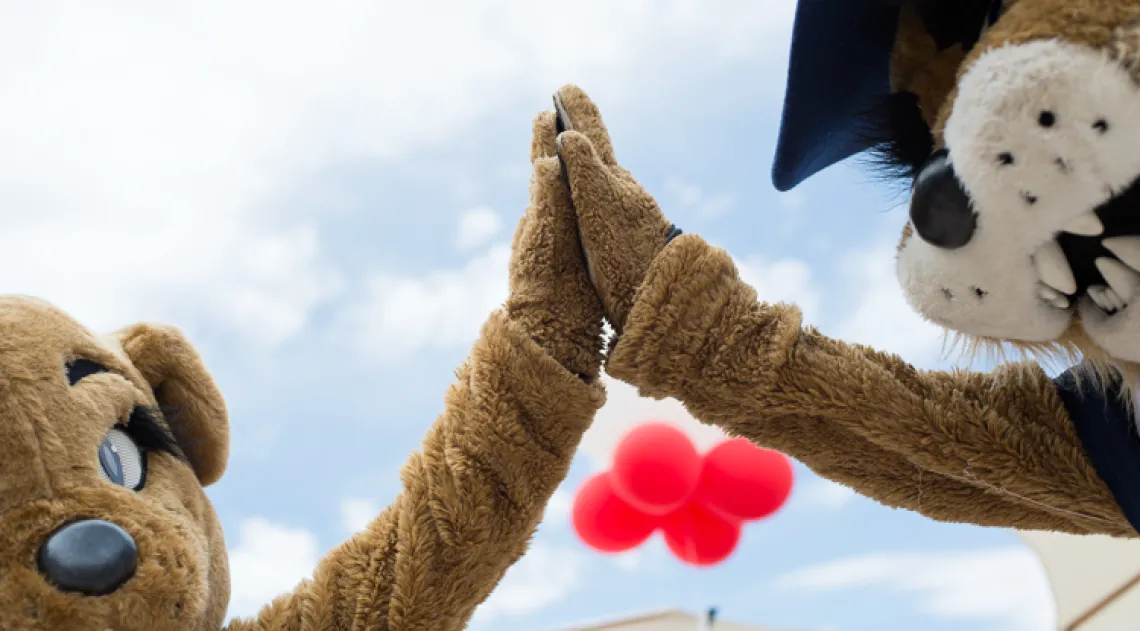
[
  {"x1": 909, "y1": 149, "x2": 977, "y2": 249},
  {"x1": 37, "y1": 519, "x2": 138, "y2": 596}
]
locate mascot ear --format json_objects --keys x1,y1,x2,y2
[
  {"x1": 771, "y1": 0, "x2": 902, "y2": 191},
  {"x1": 114, "y1": 323, "x2": 230, "y2": 487}
]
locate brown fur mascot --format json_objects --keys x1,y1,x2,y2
[
  {"x1": 539, "y1": 0, "x2": 1140, "y2": 541},
  {"x1": 0, "y1": 112, "x2": 604, "y2": 630}
]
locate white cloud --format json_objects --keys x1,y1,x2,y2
[
  {"x1": 457, "y1": 207, "x2": 505, "y2": 252},
  {"x1": 736, "y1": 255, "x2": 823, "y2": 327},
  {"x1": 470, "y1": 543, "x2": 586, "y2": 626},
  {"x1": 665, "y1": 178, "x2": 735, "y2": 219},
  {"x1": 581, "y1": 376, "x2": 728, "y2": 469},
  {"x1": 339, "y1": 242, "x2": 511, "y2": 360},
  {"x1": 0, "y1": 0, "x2": 794, "y2": 342},
  {"x1": 226, "y1": 518, "x2": 321, "y2": 620},
  {"x1": 780, "y1": 547, "x2": 1055, "y2": 631},
  {"x1": 798, "y1": 478, "x2": 857, "y2": 511},
  {"x1": 830, "y1": 240, "x2": 949, "y2": 368},
  {"x1": 340, "y1": 216, "x2": 823, "y2": 365},
  {"x1": 341, "y1": 497, "x2": 380, "y2": 534}
]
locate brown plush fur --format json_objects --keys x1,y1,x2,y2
[
  {"x1": 1, "y1": 110, "x2": 606, "y2": 629},
  {"x1": 227, "y1": 311, "x2": 604, "y2": 631},
  {"x1": 545, "y1": 82, "x2": 1140, "y2": 538},
  {"x1": 554, "y1": 88, "x2": 673, "y2": 336},
  {"x1": 607, "y1": 234, "x2": 1132, "y2": 536}
]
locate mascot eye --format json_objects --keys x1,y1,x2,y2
[
  {"x1": 97, "y1": 428, "x2": 146, "y2": 490},
  {"x1": 66, "y1": 358, "x2": 109, "y2": 385}
]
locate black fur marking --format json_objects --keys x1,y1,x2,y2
[
  {"x1": 1095, "y1": 119, "x2": 1110, "y2": 133},
  {"x1": 126, "y1": 406, "x2": 187, "y2": 464},
  {"x1": 912, "y1": 0, "x2": 999, "y2": 51},
  {"x1": 855, "y1": 91, "x2": 935, "y2": 185},
  {"x1": 850, "y1": 0, "x2": 1005, "y2": 185},
  {"x1": 66, "y1": 358, "x2": 108, "y2": 385},
  {"x1": 870, "y1": 0, "x2": 1003, "y2": 49}
]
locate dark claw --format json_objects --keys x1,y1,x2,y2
[
  {"x1": 554, "y1": 134, "x2": 572, "y2": 191},
  {"x1": 553, "y1": 92, "x2": 574, "y2": 190},
  {"x1": 550, "y1": 103, "x2": 592, "y2": 279},
  {"x1": 553, "y1": 91, "x2": 574, "y2": 134}
]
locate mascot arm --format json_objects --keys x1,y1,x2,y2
[
  {"x1": 606, "y1": 233, "x2": 1134, "y2": 537},
  {"x1": 226, "y1": 311, "x2": 604, "y2": 631}
]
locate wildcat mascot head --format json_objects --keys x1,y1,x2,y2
[{"x1": 774, "y1": 0, "x2": 1140, "y2": 377}]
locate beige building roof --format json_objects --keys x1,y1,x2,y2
[{"x1": 547, "y1": 608, "x2": 810, "y2": 631}]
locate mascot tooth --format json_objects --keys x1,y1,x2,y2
[{"x1": 536, "y1": 0, "x2": 1140, "y2": 541}]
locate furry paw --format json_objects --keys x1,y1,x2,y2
[
  {"x1": 550, "y1": 85, "x2": 675, "y2": 334},
  {"x1": 506, "y1": 109, "x2": 606, "y2": 380}
]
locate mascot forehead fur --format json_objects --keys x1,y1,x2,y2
[{"x1": 776, "y1": 0, "x2": 1140, "y2": 377}]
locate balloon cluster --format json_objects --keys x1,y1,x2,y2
[{"x1": 572, "y1": 423, "x2": 794, "y2": 567}]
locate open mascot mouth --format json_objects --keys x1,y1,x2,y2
[
  {"x1": 1058, "y1": 178, "x2": 1140, "y2": 313},
  {"x1": 894, "y1": 37, "x2": 1140, "y2": 362}
]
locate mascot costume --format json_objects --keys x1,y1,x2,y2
[
  {"x1": 539, "y1": 0, "x2": 1140, "y2": 540},
  {"x1": 0, "y1": 114, "x2": 604, "y2": 630}
]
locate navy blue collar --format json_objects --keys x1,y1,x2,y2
[{"x1": 1055, "y1": 370, "x2": 1140, "y2": 535}]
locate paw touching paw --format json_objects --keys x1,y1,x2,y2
[
  {"x1": 506, "y1": 108, "x2": 606, "y2": 381},
  {"x1": 550, "y1": 84, "x2": 678, "y2": 334}
]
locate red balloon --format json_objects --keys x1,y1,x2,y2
[
  {"x1": 695, "y1": 439, "x2": 794, "y2": 521},
  {"x1": 611, "y1": 423, "x2": 702, "y2": 515},
  {"x1": 572, "y1": 473, "x2": 660, "y2": 553},
  {"x1": 662, "y1": 502, "x2": 741, "y2": 567}
]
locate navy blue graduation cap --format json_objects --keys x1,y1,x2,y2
[
  {"x1": 771, "y1": 0, "x2": 1003, "y2": 191},
  {"x1": 771, "y1": 0, "x2": 903, "y2": 192}
]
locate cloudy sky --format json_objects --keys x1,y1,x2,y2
[{"x1": 0, "y1": 1, "x2": 1070, "y2": 630}]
